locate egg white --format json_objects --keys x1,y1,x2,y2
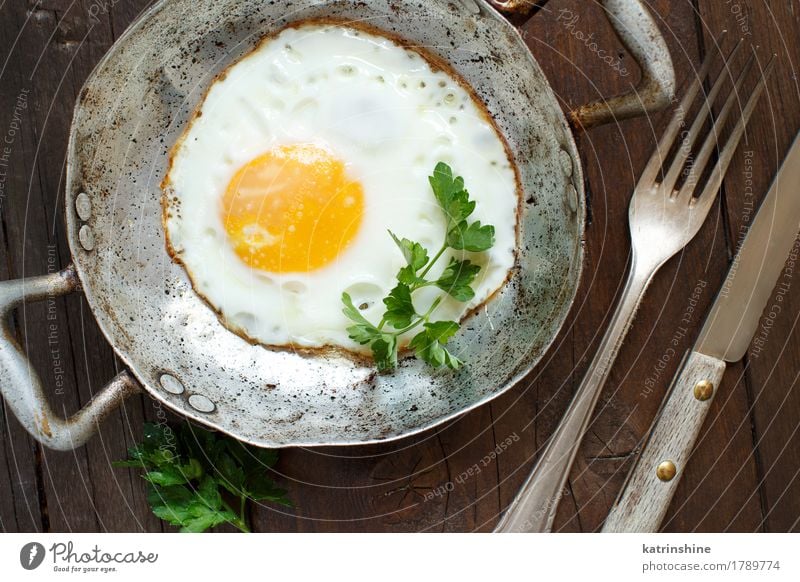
[{"x1": 163, "y1": 23, "x2": 519, "y2": 352}]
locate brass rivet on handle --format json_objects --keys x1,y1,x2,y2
[
  {"x1": 694, "y1": 380, "x2": 714, "y2": 401},
  {"x1": 656, "y1": 460, "x2": 677, "y2": 481}
]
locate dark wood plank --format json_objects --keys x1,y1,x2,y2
[
  {"x1": 695, "y1": 0, "x2": 800, "y2": 532},
  {"x1": 3, "y1": 0, "x2": 106, "y2": 533},
  {"x1": 0, "y1": 0, "x2": 61, "y2": 534},
  {"x1": 250, "y1": 427, "x2": 451, "y2": 532},
  {"x1": 0, "y1": 0, "x2": 160, "y2": 532},
  {"x1": 430, "y1": 406, "x2": 509, "y2": 532},
  {"x1": 0, "y1": 7, "x2": 46, "y2": 531},
  {"x1": 0, "y1": 410, "x2": 43, "y2": 532},
  {"x1": 509, "y1": 0, "x2": 761, "y2": 532}
]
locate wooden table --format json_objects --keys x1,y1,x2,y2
[{"x1": 1, "y1": 0, "x2": 799, "y2": 533}]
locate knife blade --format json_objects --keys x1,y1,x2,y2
[
  {"x1": 696, "y1": 137, "x2": 800, "y2": 361},
  {"x1": 603, "y1": 133, "x2": 800, "y2": 532}
]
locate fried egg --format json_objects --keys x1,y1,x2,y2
[{"x1": 162, "y1": 23, "x2": 519, "y2": 353}]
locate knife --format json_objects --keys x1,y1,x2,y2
[{"x1": 603, "y1": 132, "x2": 800, "y2": 533}]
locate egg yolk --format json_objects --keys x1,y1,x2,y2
[{"x1": 221, "y1": 144, "x2": 364, "y2": 273}]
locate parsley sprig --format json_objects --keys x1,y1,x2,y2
[
  {"x1": 341, "y1": 162, "x2": 495, "y2": 372},
  {"x1": 114, "y1": 422, "x2": 291, "y2": 533}
]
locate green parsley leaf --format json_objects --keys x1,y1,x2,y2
[
  {"x1": 397, "y1": 265, "x2": 425, "y2": 286},
  {"x1": 148, "y1": 477, "x2": 237, "y2": 533},
  {"x1": 382, "y1": 283, "x2": 417, "y2": 329},
  {"x1": 442, "y1": 189, "x2": 476, "y2": 226},
  {"x1": 447, "y1": 220, "x2": 495, "y2": 252},
  {"x1": 341, "y1": 292, "x2": 376, "y2": 327},
  {"x1": 146, "y1": 482, "x2": 194, "y2": 512},
  {"x1": 390, "y1": 232, "x2": 429, "y2": 287},
  {"x1": 389, "y1": 231, "x2": 429, "y2": 271},
  {"x1": 141, "y1": 458, "x2": 202, "y2": 486},
  {"x1": 372, "y1": 334, "x2": 399, "y2": 372},
  {"x1": 429, "y1": 162, "x2": 465, "y2": 210},
  {"x1": 429, "y1": 163, "x2": 477, "y2": 226},
  {"x1": 423, "y1": 320, "x2": 460, "y2": 344},
  {"x1": 208, "y1": 449, "x2": 246, "y2": 498},
  {"x1": 250, "y1": 447, "x2": 279, "y2": 469},
  {"x1": 435, "y1": 258, "x2": 481, "y2": 302},
  {"x1": 116, "y1": 422, "x2": 291, "y2": 533},
  {"x1": 342, "y1": 292, "x2": 382, "y2": 345},
  {"x1": 409, "y1": 321, "x2": 463, "y2": 370},
  {"x1": 247, "y1": 481, "x2": 292, "y2": 505},
  {"x1": 338, "y1": 162, "x2": 498, "y2": 372},
  {"x1": 346, "y1": 324, "x2": 380, "y2": 345}
]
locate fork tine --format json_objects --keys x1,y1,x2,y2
[
  {"x1": 662, "y1": 39, "x2": 745, "y2": 193},
  {"x1": 639, "y1": 32, "x2": 729, "y2": 186},
  {"x1": 639, "y1": 40, "x2": 720, "y2": 186},
  {"x1": 691, "y1": 53, "x2": 777, "y2": 207},
  {"x1": 676, "y1": 50, "x2": 756, "y2": 200}
]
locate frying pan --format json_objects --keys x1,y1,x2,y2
[{"x1": 0, "y1": 0, "x2": 673, "y2": 450}]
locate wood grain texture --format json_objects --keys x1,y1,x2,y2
[
  {"x1": 696, "y1": 0, "x2": 800, "y2": 534},
  {"x1": 0, "y1": 0, "x2": 798, "y2": 532}
]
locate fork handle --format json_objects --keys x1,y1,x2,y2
[
  {"x1": 602, "y1": 350, "x2": 727, "y2": 532},
  {"x1": 496, "y1": 260, "x2": 654, "y2": 532}
]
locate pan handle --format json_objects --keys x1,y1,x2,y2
[
  {"x1": 0, "y1": 265, "x2": 142, "y2": 451},
  {"x1": 490, "y1": 0, "x2": 675, "y2": 129}
]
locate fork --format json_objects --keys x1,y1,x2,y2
[{"x1": 496, "y1": 40, "x2": 775, "y2": 533}]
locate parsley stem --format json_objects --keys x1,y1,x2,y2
[
  {"x1": 419, "y1": 243, "x2": 448, "y2": 279},
  {"x1": 392, "y1": 318, "x2": 425, "y2": 336},
  {"x1": 423, "y1": 295, "x2": 443, "y2": 319},
  {"x1": 240, "y1": 496, "x2": 247, "y2": 522},
  {"x1": 222, "y1": 499, "x2": 250, "y2": 533},
  {"x1": 389, "y1": 296, "x2": 443, "y2": 335}
]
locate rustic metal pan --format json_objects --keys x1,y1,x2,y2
[{"x1": 0, "y1": 0, "x2": 673, "y2": 450}]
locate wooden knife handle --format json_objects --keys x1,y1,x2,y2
[{"x1": 602, "y1": 350, "x2": 727, "y2": 532}]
